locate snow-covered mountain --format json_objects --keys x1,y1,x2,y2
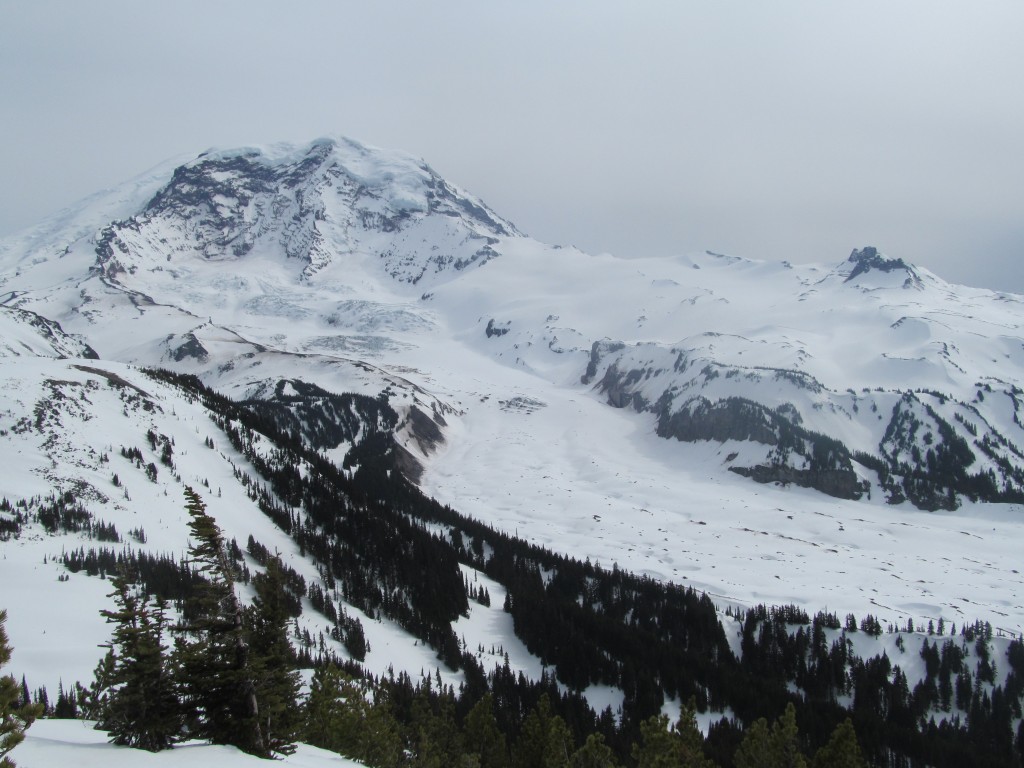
[
  {"x1": 2, "y1": 135, "x2": 1024, "y2": 741},
  {"x1": 5, "y1": 138, "x2": 1022, "y2": 504}
]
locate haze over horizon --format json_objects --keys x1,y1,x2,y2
[{"x1": 2, "y1": 1, "x2": 1022, "y2": 293}]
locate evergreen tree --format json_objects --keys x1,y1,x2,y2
[
  {"x1": 734, "y1": 705, "x2": 807, "y2": 768},
  {"x1": 173, "y1": 487, "x2": 264, "y2": 756},
  {"x1": 302, "y1": 664, "x2": 403, "y2": 768},
  {"x1": 247, "y1": 556, "x2": 302, "y2": 755},
  {"x1": 76, "y1": 648, "x2": 116, "y2": 722},
  {"x1": 52, "y1": 681, "x2": 78, "y2": 719},
  {"x1": 463, "y1": 694, "x2": 509, "y2": 768},
  {"x1": 408, "y1": 681, "x2": 463, "y2": 768},
  {"x1": 768, "y1": 704, "x2": 806, "y2": 768},
  {"x1": 733, "y1": 718, "x2": 771, "y2": 768},
  {"x1": 95, "y1": 571, "x2": 180, "y2": 750},
  {"x1": 631, "y1": 711, "x2": 716, "y2": 768},
  {"x1": 544, "y1": 713, "x2": 575, "y2": 768},
  {"x1": 1, "y1": 610, "x2": 42, "y2": 768},
  {"x1": 810, "y1": 719, "x2": 867, "y2": 768},
  {"x1": 570, "y1": 732, "x2": 620, "y2": 768},
  {"x1": 674, "y1": 699, "x2": 715, "y2": 768},
  {"x1": 516, "y1": 694, "x2": 574, "y2": 768},
  {"x1": 303, "y1": 664, "x2": 362, "y2": 755},
  {"x1": 632, "y1": 714, "x2": 681, "y2": 768}
]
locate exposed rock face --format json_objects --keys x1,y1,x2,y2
[
  {"x1": 406, "y1": 405, "x2": 445, "y2": 455},
  {"x1": 845, "y1": 246, "x2": 922, "y2": 287},
  {"x1": 485, "y1": 319, "x2": 511, "y2": 338},
  {"x1": 393, "y1": 444, "x2": 425, "y2": 485},
  {"x1": 170, "y1": 333, "x2": 209, "y2": 363},
  {"x1": 598, "y1": 364, "x2": 651, "y2": 412},
  {"x1": 657, "y1": 396, "x2": 866, "y2": 500},
  {"x1": 655, "y1": 396, "x2": 778, "y2": 445},
  {"x1": 581, "y1": 340, "x2": 625, "y2": 385},
  {"x1": 582, "y1": 336, "x2": 869, "y2": 500}
]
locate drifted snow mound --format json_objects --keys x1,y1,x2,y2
[{"x1": 14, "y1": 719, "x2": 364, "y2": 768}]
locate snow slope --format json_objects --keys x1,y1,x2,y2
[
  {"x1": 14, "y1": 719, "x2": 361, "y2": 768},
  {"x1": 0, "y1": 357, "x2": 545, "y2": 702}
]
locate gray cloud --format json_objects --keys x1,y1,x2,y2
[{"x1": 2, "y1": 0, "x2": 1022, "y2": 292}]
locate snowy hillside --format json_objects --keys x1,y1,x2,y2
[
  {"x1": 0, "y1": 306, "x2": 97, "y2": 359},
  {"x1": 0, "y1": 358, "x2": 547, "y2": 700}
]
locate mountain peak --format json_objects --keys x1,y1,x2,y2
[
  {"x1": 100, "y1": 136, "x2": 520, "y2": 285},
  {"x1": 840, "y1": 246, "x2": 922, "y2": 287},
  {"x1": 845, "y1": 246, "x2": 911, "y2": 279}
]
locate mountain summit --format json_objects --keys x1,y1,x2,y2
[
  {"x1": 840, "y1": 245, "x2": 922, "y2": 287},
  {"x1": 98, "y1": 136, "x2": 518, "y2": 286}
]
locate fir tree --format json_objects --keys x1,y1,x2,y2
[
  {"x1": 303, "y1": 664, "x2": 367, "y2": 757},
  {"x1": 76, "y1": 647, "x2": 116, "y2": 722},
  {"x1": 247, "y1": 556, "x2": 302, "y2": 756},
  {"x1": 810, "y1": 719, "x2": 867, "y2": 768},
  {"x1": 407, "y1": 680, "x2": 463, "y2": 768},
  {"x1": 516, "y1": 694, "x2": 574, "y2": 768},
  {"x1": 732, "y1": 718, "x2": 771, "y2": 768},
  {"x1": 463, "y1": 694, "x2": 509, "y2": 768},
  {"x1": 570, "y1": 732, "x2": 620, "y2": 768},
  {"x1": 768, "y1": 704, "x2": 806, "y2": 768},
  {"x1": 95, "y1": 570, "x2": 180, "y2": 751},
  {"x1": 51, "y1": 681, "x2": 78, "y2": 719},
  {"x1": 303, "y1": 663, "x2": 402, "y2": 767},
  {"x1": 631, "y1": 711, "x2": 716, "y2": 768},
  {"x1": 1, "y1": 610, "x2": 42, "y2": 768},
  {"x1": 734, "y1": 705, "x2": 807, "y2": 768},
  {"x1": 673, "y1": 699, "x2": 715, "y2": 768},
  {"x1": 632, "y1": 714, "x2": 680, "y2": 768},
  {"x1": 173, "y1": 487, "x2": 264, "y2": 756}
]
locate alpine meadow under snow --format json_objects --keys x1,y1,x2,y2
[{"x1": 1, "y1": 136, "x2": 1023, "y2": 766}]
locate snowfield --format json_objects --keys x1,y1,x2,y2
[{"x1": 420, "y1": 389, "x2": 1024, "y2": 634}]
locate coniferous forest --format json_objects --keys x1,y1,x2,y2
[{"x1": 3, "y1": 368, "x2": 1023, "y2": 767}]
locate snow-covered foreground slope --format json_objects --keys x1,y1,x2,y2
[
  {"x1": 15, "y1": 719, "x2": 362, "y2": 768},
  {"x1": 0, "y1": 357, "x2": 547, "y2": 701},
  {"x1": 1, "y1": 134, "x2": 1023, "y2": 652}
]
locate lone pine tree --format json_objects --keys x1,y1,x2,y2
[
  {"x1": 246, "y1": 556, "x2": 303, "y2": 756},
  {"x1": 95, "y1": 570, "x2": 180, "y2": 751},
  {"x1": 174, "y1": 486, "x2": 265, "y2": 756}
]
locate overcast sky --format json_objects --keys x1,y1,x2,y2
[{"x1": 2, "y1": 1, "x2": 1022, "y2": 293}]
